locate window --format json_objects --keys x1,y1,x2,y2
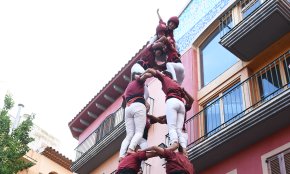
[
  {"x1": 241, "y1": 0, "x2": 262, "y2": 18},
  {"x1": 200, "y1": 20, "x2": 237, "y2": 87},
  {"x1": 204, "y1": 83, "x2": 243, "y2": 134},
  {"x1": 267, "y1": 148, "x2": 290, "y2": 174},
  {"x1": 257, "y1": 65, "x2": 283, "y2": 101}
]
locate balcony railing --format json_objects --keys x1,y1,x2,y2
[
  {"x1": 75, "y1": 107, "x2": 124, "y2": 160},
  {"x1": 110, "y1": 162, "x2": 151, "y2": 174},
  {"x1": 219, "y1": 0, "x2": 267, "y2": 38},
  {"x1": 183, "y1": 50, "x2": 289, "y2": 148},
  {"x1": 219, "y1": 0, "x2": 289, "y2": 61}
]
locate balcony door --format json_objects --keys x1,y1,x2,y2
[{"x1": 204, "y1": 83, "x2": 244, "y2": 135}]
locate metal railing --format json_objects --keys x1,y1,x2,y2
[
  {"x1": 219, "y1": 0, "x2": 268, "y2": 38},
  {"x1": 165, "y1": 50, "x2": 289, "y2": 148},
  {"x1": 75, "y1": 107, "x2": 124, "y2": 160}
]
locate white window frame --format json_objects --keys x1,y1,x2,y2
[{"x1": 261, "y1": 142, "x2": 290, "y2": 174}]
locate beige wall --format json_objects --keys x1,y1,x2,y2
[{"x1": 18, "y1": 150, "x2": 73, "y2": 174}]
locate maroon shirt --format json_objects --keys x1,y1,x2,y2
[
  {"x1": 154, "y1": 70, "x2": 184, "y2": 101},
  {"x1": 116, "y1": 151, "x2": 148, "y2": 174},
  {"x1": 164, "y1": 37, "x2": 180, "y2": 63},
  {"x1": 161, "y1": 149, "x2": 195, "y2": 174},
  {"x1": 123, "y1": 77, "x2": 145, "y2": 103},
  {"x1": 137, "y1": 44, "x2": 166, "y2": 71},
  {"x1": 159, "y1": 19, "x2": 176, "y2": 44}
]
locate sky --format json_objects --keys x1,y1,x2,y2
[{"x1": 0, "y1": 0, "x2": 189, "y2": 160}]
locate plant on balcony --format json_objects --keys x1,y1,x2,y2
[{"x1": 0, "y1": 93, "x2": 35, "y2": 174}]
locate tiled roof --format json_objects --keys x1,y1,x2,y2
[{"x1": 41, "y1": 147, "x2": 73, "y2": 171}]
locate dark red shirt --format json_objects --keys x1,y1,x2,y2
[
  {"x1": 123, "y1": 77, "x2": 145, "y2": 104},
  {"x1": 164, "y1": 37, "x2": 180, "y2": 63},
  {"x1": 154, "y1": 70, "x2": 184, "y2": 101},
  {"x1": 161, "y1": 149, "x2": 195, "y2": 174},
  {"x1": 159, "y1": 19, "x2": 176, "y2": 44},
  {"x1": 137, "y1": 44, "x2": 166, "y2": 71},
  {"x1": 116, "y1": 151, "x2": 148, "y2": 174}
]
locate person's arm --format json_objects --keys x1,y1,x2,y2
[
  {"x1": 166, "y1": 142, "x2": 179, "y2": 151},
  {"x1": 145, "y1": 151, "x2": 159, "y2": 158},
  {"x1": 157, "y1": 115, "x2": 167, "y2": 124},
  {"x1": 147, "y1": 114, "x2": 164, "y2": 124},
  {"x1": 141, "y1": 68, "x2": 157, "y2": 78},
  {"x1": 157, "y1": 9, "x2": 163, "y2": 23},
  {"x1": 142, "y1": 145, "x2": 165, "y2": 156},
  {"x1": 183, "y1": 88, "x2": 194, "y2": 110},
  {"x1": 155, "y1": 36, "x2": 167, "y2": 43}
]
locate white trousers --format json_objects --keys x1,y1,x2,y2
[
  {"x1": 166, "y1": 62, "x2": 185, "y2": 85},
  {"x1": 179, "y1": 131, "x2": 188, "y2": 148},
  {"x1": 166, "y1": 98, "x2": 185, "y2": 145},
  {"x1": 138, "y1": 137, "x2": 148, "y2": 170},
  {"x1": 119, "y1": 102, "x2": 146, "y2": 158}
]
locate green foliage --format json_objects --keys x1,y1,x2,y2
[{"x1": 0, "y1": 94, "x2": 35, "y2": 174}]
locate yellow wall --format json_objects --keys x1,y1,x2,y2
[{"x1": 18, "y1": 150, "x2": 73, "y2": 174}]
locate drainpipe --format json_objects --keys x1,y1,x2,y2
[{"x1": 12, "y1": 103, "x2": 24, "y2": 130}]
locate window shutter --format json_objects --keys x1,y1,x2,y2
[
  {"x1": 267, "y1": 148, "x2": 290, "y2": 174},
  {"x1": 268, "y1": 156, "x2": 281, "y2": 174}
]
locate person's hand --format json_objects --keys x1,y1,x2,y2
[
  {"x1": 137, "y1": 149, "x2": 143, "y2": 152},
  {"x1": 127, "y1": 148, "x2": 135, "y2": 154}
]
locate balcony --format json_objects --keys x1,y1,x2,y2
[
  {"x1": 219, "y1": 0, "x2": 290, "y2": 61},
  {"x1": 71, "y1": 107, "x2": 125, "y2": 173},
  {"x1": 185, "y1": 50, "x2": 290, "y2": 172}
]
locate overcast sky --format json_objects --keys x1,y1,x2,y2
[{"x1": 0, "y1": 0, "x2": 189, "y2": 160}]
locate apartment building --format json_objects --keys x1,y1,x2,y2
[{"x1": 69, "y1": 0, "x2": 290, "y2": 173}]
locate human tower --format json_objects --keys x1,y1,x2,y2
[{"x1": 116, "y1": 9, "x2": 195, "y2": 174}]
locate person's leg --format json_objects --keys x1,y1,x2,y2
[
  {"x1": 128, "y1": 103, "x2": 146, "y2": 151},
  {"x1": 176, "y1": 100, "x2": 186, "y2": 147},
  {"x1": 139, "y1": 138, "x2": 148, "y2": 150},
  {"x1": 119, "y1": 106, "x2": 135, "y2": 158},
  {"x1": 179, "y1": 131, "x2": 188, "y2": 149},
  {"x1": 166, "y1": 98, "x2": 179, "y2": 145},
  {"x1": 166, "y1": 62, "x2": 185, "y2": 85},
  {"x1": 138, "y1": 137, "x2": 148, "y2": 171},
  {"x1": 166, "y1": 63, "x2": 177, "y2": 82}
]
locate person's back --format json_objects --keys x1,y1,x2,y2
[
  {"x1": 161, "y1": 149, "x2": 194, "y2": 174},
  {"x1": 117, "y1": 151, "x2": 148, "y2": 174}
]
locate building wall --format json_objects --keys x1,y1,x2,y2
[
  {"x1": 90, "y1": 153, "x2": 120, "y2": 174},
  {"x1": 18, "y1": 150, "x2": 72, "y2": 174},
  {"x1": 201, "y1": 125, "x2": 290, "y2": 174},
  {"x1": 78, "y1": 97, "x2": 123, "y2": 143}
]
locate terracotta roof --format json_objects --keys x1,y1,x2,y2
[
  {"x1": 41, "y1": 147, "x2": 73, "y2": 171},
  {"x1": 68, "y1": 42, "x2": 149, "y2": 139}
]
